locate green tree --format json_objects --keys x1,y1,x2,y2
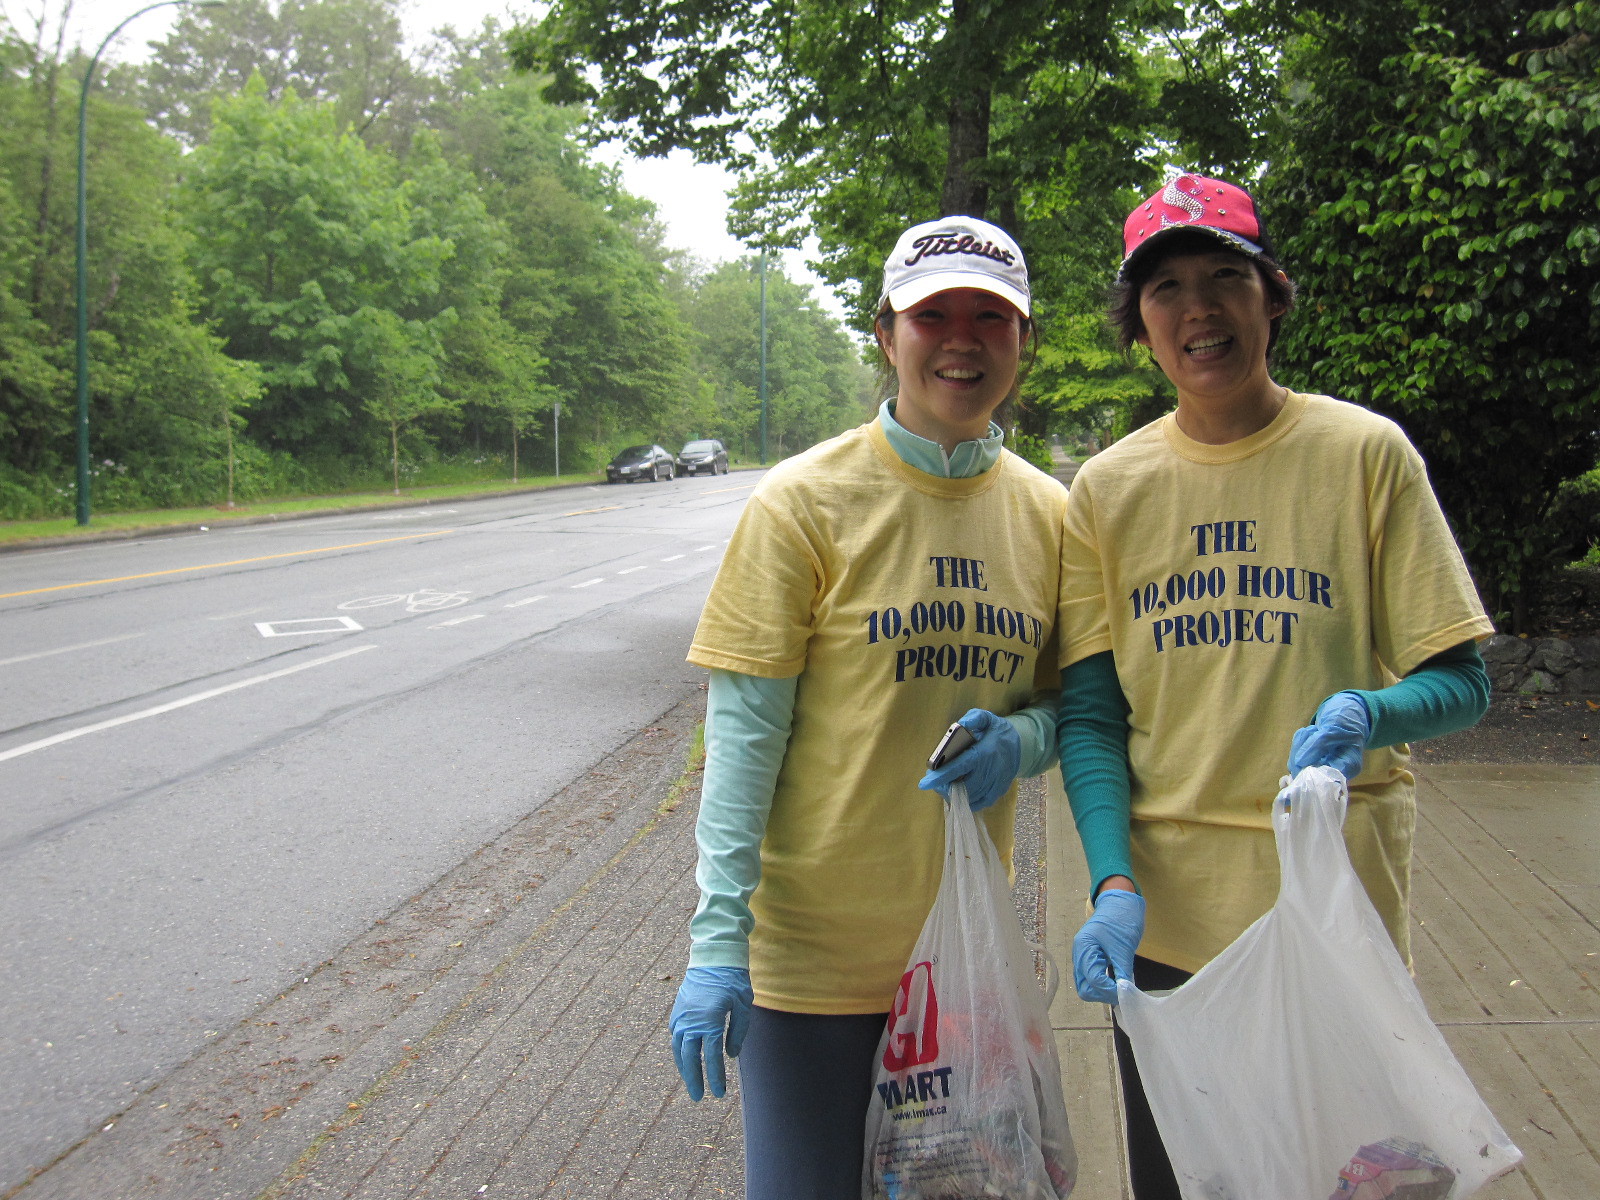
[
  {"x1": 432, "y1": 72, "x2": 695, "y2": 468},
  {"x1": 183, "y1": 75, "x2": 451, "y2": 457},
  {"x1": 0, "y1": 21, "x2": 262, "y2": 513},
  {"x1": 682, "y1": 258, "x2": 873, "y2": 459},
  {"x1": 1264, "y1": 0, "x2": 1600, "y2": 627},
  {"x1": 509, "y1": 1, "x2": 1267, "y2": 326},
  {"x1": 140, "y1": 0, "x2": 431, "y2": 149},
  {"x1": 350, "y1": 306, "x2": 455, "y2": 492}
]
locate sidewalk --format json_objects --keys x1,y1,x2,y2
[{"x1": 19, "y1": 697, "x2": 1597, "y2": 1199}]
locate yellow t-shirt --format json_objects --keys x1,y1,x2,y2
[
  {"x1": 689, "y1": 421, "x2": 1067, "y2": 1012},
  {"x1": 1058, "y1": 392, "x2": 1492, "y2": 972}
]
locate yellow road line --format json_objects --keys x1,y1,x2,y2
[
  {"x1": 561, "y1": 504, "x2": 624, "y2": 516},
  {"x1": 0, "y1": 531, "x2": 455, "y2": 600},
  {"x1": 704, "y1": 484, "x2": 757, "y2": 495}
]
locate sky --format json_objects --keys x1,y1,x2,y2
[{"x1": 8, "y1": 0, "x2": 850, "y2": 322}]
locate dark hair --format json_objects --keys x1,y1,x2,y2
[{"x1": 1107, "y1": 229, "x2": 1297, "y2": 357}]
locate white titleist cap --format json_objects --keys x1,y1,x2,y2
[{"x1": 878, "y1": 215, "x2": 1030, "y2": 317}]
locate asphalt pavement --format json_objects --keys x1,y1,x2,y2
[{"x1": 0, "y1": 478, "x2": 749, "y2": 1195}]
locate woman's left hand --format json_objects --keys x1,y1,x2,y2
[
  {"x1": 918, "y1": 708, "x2": 1021, "y2": 811},
  {"x1": 1288, "y1": 691, "x2": 1371, "y2": 780}
]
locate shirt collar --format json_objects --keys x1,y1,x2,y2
[{"x1": 878, "y1": 398, "x2": 1004, "y2": 479}]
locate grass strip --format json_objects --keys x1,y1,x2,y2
[{"x1": 0, "y1": 474, "x2": 593, "y2": 546}]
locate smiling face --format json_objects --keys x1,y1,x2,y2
[
  {"x1": 877, "y1": 288, "x2": 1027, "y2": 451},
  {"x1": 1135, "y1": 249, "x2": 1287, "y2": 411}
]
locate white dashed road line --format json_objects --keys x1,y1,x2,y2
[
  {"x1": 0, "y1": 632, "x2": 146, "y2": 667},
  {"x1": 430, "y1": 614, "x2": 486, "y2": 628},
  {"x1": 0, "y1": 645, "x2": 378, "y2": 764},
  {"x1": 505, "y1": 596, "x2": 546, "y2": 608},
  {"x1": 618, "y1": 566, "x2": 647, "y2": 575},
  {"x1": 570, "y1": 579, "x2": 604, "y2": 589},
  {"x1": 661, "y1": 555, "x2": 685, "y2": 562}
]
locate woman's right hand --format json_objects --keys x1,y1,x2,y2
[
  {"x1": 668, "y1": 966, "x2": 754, "y2": 1100},
  {"x1": 1071, "y1": 886, "x2": 1145, "y2": 1005},
  {"x1": 918, "y1": 708, "x2": 1022, "y2": 811}
]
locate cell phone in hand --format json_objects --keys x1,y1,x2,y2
[{"x1": 928, "y1": 721, "x2": 977, "y2": 770}]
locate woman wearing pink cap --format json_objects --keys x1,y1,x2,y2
[
  {"x1": 1055, "y1": 174, "x2": 1493, "y2": 1197},
  {"x1": 668, "y1": 215, "x2": 1070, "y2": 1197}
]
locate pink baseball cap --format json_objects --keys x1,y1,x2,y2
[{"x1": 1120, "y1": 174, "x2": 1270, "y2": 279}]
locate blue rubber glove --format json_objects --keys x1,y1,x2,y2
[
  {"x1": 1072, "y1": 889, "x2": 1145, "y2": 1005},
  {"x1": 918, "y1": 708, "x2": 1022, "y2": 812},
  {"x1": 669, "y1": 965, "x2": 753, "y2": 1101},
  {"x1": 1288, "y1": 691, "x2": 1371, "y2": 781}
]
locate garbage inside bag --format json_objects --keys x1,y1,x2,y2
[
  {"x1": 1329, "y1": 1137, "x2": 1455, "y2": 1200},
  {"x1": 863, "y1": 783, "x2": 1076, "y2": 1199}
]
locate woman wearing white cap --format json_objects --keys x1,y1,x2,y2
[
  {"x1": 1056, "y1": 174, "x2": 1492, "y2": 1198},
  {"x1": 668, "y1": 215, "x2": 1068, "y2": 1197}
]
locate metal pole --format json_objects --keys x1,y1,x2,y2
[
  {"x1": 758, "y1": 249, "x2": 769, "y2": 466},
  {"x1": 75, "y1": 0, "x2": 220, "y2": 525}
]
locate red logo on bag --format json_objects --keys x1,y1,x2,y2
[{"x1": 883, "y1": 961, "x2": 939, "y2": 1072}]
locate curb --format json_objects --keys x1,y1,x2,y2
[{"x1": 0, "y1": 466, "x2": 771, "y2": 557}]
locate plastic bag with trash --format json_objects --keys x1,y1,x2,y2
[
  {"x1": 863, "y1": 782, "x2": 1076, "y2": 1199},
  {"x1": 1116, "y1": 765, "x2": 1522, "y2": 1200}
]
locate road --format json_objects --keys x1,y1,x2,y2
[{"x1": 0, "y1": 473, "x2": 754, "y2": 1194}]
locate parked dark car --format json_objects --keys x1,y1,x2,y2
[
  {"x1": 676, "y1": 439, "x2": 729, "y2": 477},
  {"x1": 606, "y1": 444, "x2": 677, "y2": 483}
]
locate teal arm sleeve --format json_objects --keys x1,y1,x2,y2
[
  {"x1": 1351, "y1": 640, "x2": 1491, "y2": 748},
  {"x1": 1007, "y1": 691, "x2": 1060, "y2": 779},
  {"x1": 687, "y1": 668, "x2": 797, "y2": 969},
  {"x1": 1056, "y1": 651, "x2": 1135, "y2": 897}
]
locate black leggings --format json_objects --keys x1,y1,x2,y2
[
  {"x1": 737, "y1": 1005, "x2": 888, "y2": 1200},
  {"x1": 1111, "y1": 956, "x2": 1195, "y2": 1200}
]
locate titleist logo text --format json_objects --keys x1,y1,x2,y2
[{"x1": 904, "y1": 232, "x2": 1015, "y2": 267}]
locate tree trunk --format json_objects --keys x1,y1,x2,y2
[
  {"x1": 939, "y1": 0, "x2": 992, "y2": 219},
  {"x1": 941, "y1": 87, "x2": 991, "y2": 218},
  {"x1": 511, "y1": 419, "x2": 519, "y2": 483},
  {"x1": 391, "y1": 422, "x2": 400, "y2": 495},
  {"x1": 223, "y1": 407, "x2": 235, "y2": 507}
]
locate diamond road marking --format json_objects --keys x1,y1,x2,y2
[{"x1": 255, "y1": 617, "x2": 364, "y2": 638}]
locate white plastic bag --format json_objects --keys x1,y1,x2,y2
[
  {"x1": 863, "y1": 782, "x2": 1077, "y2": 1199},
  {"x1": 1117, "y1": 765, "x2": 1522, "y2": 1200}
]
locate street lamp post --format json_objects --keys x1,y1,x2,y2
[
  {"x1": 758, "y1": 249, "x2": 769, "y2": 466},
  {"x1": 75, "y1": 0, "x2": 220, "y2": 525}
]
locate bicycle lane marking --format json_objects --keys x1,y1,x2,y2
[
  {"x1": 0, "y1": 532, "x2": 456, "y2": 601},
  {"x1": 0, "y1": 645, "x2": 378, "y2": 764}
]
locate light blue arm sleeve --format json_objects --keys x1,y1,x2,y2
[
  {"x1": 1007, "y1": 693, "x2": 1059, "y2": 778},
  {"x1": 687, "y1": 668, "x2": 797, "y2": 969}
]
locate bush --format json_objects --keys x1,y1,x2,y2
[{"x1": 1009, "y1": 432, "x2": 1055, "y2": 474}]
